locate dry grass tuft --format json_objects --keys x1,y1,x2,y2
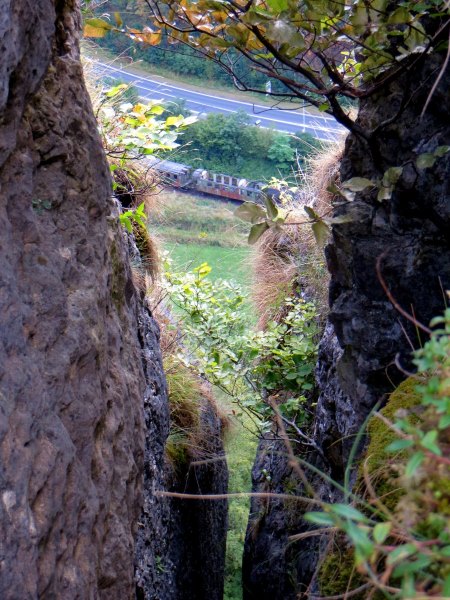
[
  {"x1": 164, "y1": 355, "x2": 231, "y2": 469},
  {"x1": 252, "y1": 140, "x2": 344, "y2": 327},
  {"x1": 305, "y1": 138, "x2": 344, "y2": 216},
  {"x1": 112, "y1": 160, "x2": 161, "y2": 215}
]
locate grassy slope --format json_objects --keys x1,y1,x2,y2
[
  {"x1": 151, "y1": 189, "x2": 257, "y2": 600},
  {"x1": 151, "y1": 189, "x2": 252, "y2": 286}
]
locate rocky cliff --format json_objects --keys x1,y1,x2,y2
[
  {"x1": 0, "y1": 1, "x2": 153, "y2": 596},
  {"x1": 243, "y1": 50, "x2": 450, "y2": 598},
  {"x1": 0, "y1": 2, "x2": 228, "y2": 599}
]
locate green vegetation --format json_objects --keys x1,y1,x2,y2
[
  {"x1": 308, "y1": 307, "x2": 450, "y2": 599},
  {"x1": 164, "y1": 261, "x2": 318, "y2": 429},
  {"x1": 166, "y1": 244, "x2": 250, "y2": 289},
  {"x1": 177, "y1": 111, "x2": 321, "y2": 180},
  {"x1": 150, "y1": 190, "x2": 251, "y2": 286},
  {"x1": 224, "y1": 413, "x2": 257, "y2": 600},
  {"x1": 96, "y1": 82, "x2": 196, "y2": 163}
]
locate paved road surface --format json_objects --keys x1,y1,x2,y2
[{"x1": 90, "y1": 60, "x2": 346, "y2": 140}]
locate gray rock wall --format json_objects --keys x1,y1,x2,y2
[
  {"x1": 166, "y1": 395, "x2": 228, "y2": 600},
  {"x1": 0, "y1": 2, "x2": 168, "y2": 598},
  {"x1": 243, "y1": 50, "x2": 450, "y2": 598}
]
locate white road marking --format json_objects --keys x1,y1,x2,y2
[{"x1": 93, "y1": 60, "x2": 339, "y2": 123}]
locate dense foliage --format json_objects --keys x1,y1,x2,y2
[
  {"x1": 85, "y1": 0, "x2": 292, "y2": 94},
  {"x1": 164, "y1": 261, "x2": 319, "y2": 429},
  {"x1": 85, "y1": 0, "x2": 450, "y2": 134},
  {"x1": 177, "y1": 111, "x2": 320, "y2": 180}
]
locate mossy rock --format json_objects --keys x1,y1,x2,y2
[
  {"x1": 318, "y1": 378, "x2": 422, "y2": 597},
  {"x1": 132, "y1": 221, "x2": 159, "y2": 280},
  {"x1": 319, "y1": 537, "x2": 366, "y2": 599},
  {"x1": 356, "y1": 377, "x2": 422, "y2": 511}
]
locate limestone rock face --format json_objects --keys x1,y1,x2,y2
[
  {"x1": 135, "y1": 382, "x2": 228, "y2": 600},
  {"x1": 0, "y1": 2, "x2": 167, "y2": 598},
  {"x1": 243, "y1": 51, "x2": 450, "y2": 598}
]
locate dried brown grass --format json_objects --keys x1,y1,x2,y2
[
  {"x1": 164, "y1": 354, "x2": 231, "y2": 470},
  {"x1": 252, "y1": 140, "x2": 344, "y2": 328}
]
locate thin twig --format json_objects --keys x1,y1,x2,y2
[
  {"x1": 156, "y1": 490, "x2": 321, "y2": 504},
  {"x1": 376, "y1": 251, "x2": 432, "y2": 335}
]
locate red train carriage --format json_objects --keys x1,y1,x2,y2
[{"x1": 144, "y1": 156, "x2": 265, "y2": 202}]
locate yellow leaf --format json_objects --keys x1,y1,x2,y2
[
  {"x1": 140, "y1": 31, "x2": 162, "y2": 45},
  {"x1": 84, "y1": 23, "x2": 108, "y2": 38}
]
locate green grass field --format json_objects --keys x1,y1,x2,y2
[
  {"x1": 151, "y1": 189, "x2": 257, "y2": 600},
  {"x1": 151, "y1": 189, "x2": 252, "y2": 287},
  {"x1": 165, "y1": 243, "x2": 251, "y2": 287}
]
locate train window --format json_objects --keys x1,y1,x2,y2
[
  {"x1": 224, "y1": 176, "x2": 230, "y2": 185},
  {"x1": 232, "y1": 178, "x2": 237, "y2": 186},
  {"x1": 173, "y1": 174, "x2": 178, "y2": 179}
]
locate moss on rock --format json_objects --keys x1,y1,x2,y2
[
  {"x1": 357, "y1": 377, "x2": 422, "y2": 511},
  {"x1": 318, "y1": 378, "x2": 422, "y2": 597}
]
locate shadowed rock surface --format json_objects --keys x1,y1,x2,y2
[
  {"x1": 165, "y1": 394, "x2": 228, "y2": 600},
  {"x1": 0, "y1": 1, "x2": 158, "y2": 597},
  {"x1": 243, "y1": 50, "x2": 450, "y2": 598}
]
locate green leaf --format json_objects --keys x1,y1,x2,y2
[
  {"x1": 386, "y1": 543, "x2": 417, "y2": 566},
  {"x1": 342, "y1": 177, "x2": 375, "y2": 192},
  {"x1": 149, "y1": 105, "x2": 165, "y2": 115},
  {"x1": 312, "y1": 219, "x2": 330, "y2": 247},
  {"x1": 84, "y1": 18, "x2": 114, "y2": 38},
  {"x1": 382, "y1": 166, "x2": 403, "y2": 187},
  {"x1": 248, "y1": 222, "x2": 269, "y2": 244},
  {"x1": 385, "y1": 438, "x2": 414, "y2": 453},
  {"x1": 329, "y1": 504, "x2": 369, "y2": 522},
  {"x1": 165, "y1": 115, "x2": 184, "y2": 127},
  {"x1": 392, "y1": 554, "x2": 431, "y2": 577},
  {"x1": 420, "y1": 430, "x2": 442, "y2": 455},
  {"x1": 416, "y1": 153, "x2": 436, "y2": 169},
  {"x1": 434, "y1": 145, "x2": 450, "y2": 157},
  {"x1": 304, "y1": 511, "x2": 335, "y2": 526},
  {"x1": 438, "y1": 414, "x2": 450, "y2": 429},
  {"x1": 105, "y1": 84, "x2": 128, "y2": 98},
  {"x1": 235, "y1": 202, "x2": 267, "y2": 224},
  {"x1": 264, "y1": 196, "x2": 279, "y2": 220},
  {"x1": 344, "y1": 521, "x2": 374, "y2": 561},
  {"x1": 377, "y1": 185, "x2": 393, "y2": 202},
  {"x1": 373, "y1": 522, "x2": 391, "y2": 544},
  {"x1": 114, "y1": 12, "x2": 123, "y2": 27},
  {"x1": 387, "y1": 7, "x2": 412, "y2": 24},
  {"x1": 405, "y1": 451, "x2": 424, "y2": 478},
  {"x1": 266, "y1": 0, "x2": 289, "y2": 12},
  {"x1": 194, "y1": 262, "x2": 212, "y2": 278}
]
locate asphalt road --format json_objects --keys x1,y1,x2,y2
[{"x1": 90, "y1": 60, "x2": 346, "y2": 140}]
